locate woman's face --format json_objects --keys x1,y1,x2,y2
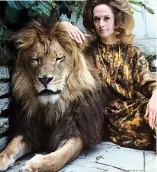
[{"x1": 93, "y1": 4, "x2": 115, "y2": 40}]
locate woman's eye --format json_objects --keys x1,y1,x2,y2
[
  {"x1": 104, "y1": 17, "x2": 110, "y2": 21},
  {"x1": 94, "y1": 18, "x2": 100, "y2": 22},
  {"x1": 56, "y1": 56, "x2": 65, "y2": 62}
]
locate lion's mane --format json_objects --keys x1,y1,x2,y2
[{"x1": 8, "y1": 21, "x2": 108, "y2": 152}]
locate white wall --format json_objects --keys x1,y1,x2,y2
[
  {"x1": 133, "y1": 0, "x2": 156, "y2": 39},
  {"x1": 132, "y1": 0, "x2": 156, "y2": 55}
]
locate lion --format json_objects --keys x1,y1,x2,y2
[{"x1": 0, "y1": 21, "x2": 109, "y2": 171}]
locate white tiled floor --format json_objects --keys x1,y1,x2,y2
[
  {"x1": 145, "y1": 151, "x2": 157, "y2": 172},
  {"x1": 8, "y1": 142, "x2": 157, "y2": 172}
]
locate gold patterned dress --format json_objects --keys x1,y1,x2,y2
[{"x1": 90, "y1": 41, "x2": 156, "y2": 150}]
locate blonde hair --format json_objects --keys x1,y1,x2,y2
[{"x1": 83, "y1": 0, "x2": 135, "y2": 44}]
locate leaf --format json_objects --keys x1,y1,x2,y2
[
  {"x1": 129, "y1": 0, "x2": 154, "y2": 14},
  {"x1": 0, "y1": 26, "x2": 4, "y2": 36},
  {"x1": 0, "y1": 27, "x2": 5, "y2": 40},
  {"x1": 75, "y1": 11, "x2": 82, "y2": 24},
  {"x1": 7, "y1": 1, "x2": 22, "y2": 10},
  {"x1": 7, "y1": 1, "x2": 35, "y2": 10},
  {"x1": 28, "y1": 6, "x2": 42, "y2": 17},
  {"x1": 28, "y1": 1, "x2": 52, "y2": 17},
  {"x1": 129, "y1": 0, "x2": 140, "y2": 5},
  {"x1": 69, "y1": 1, "x2": 84, "y2": 24},
  {"x1": 5, "y1": 5, "x2": 20, "y2": 23},
  {"x1": 48, "y1": 0, "x2": 56, "y2": 8},
  {"x1": 145, "y1": 8, "x2": 154, "y2": 14},
  {"x1": 20, "y1": 1, "x2": 35, "y2": 9}
]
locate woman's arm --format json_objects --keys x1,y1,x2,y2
[
  {"x1": 133, "y1": 48, "x2": 156, "y2": 98},
  {"x1": 133, "y1": 47, "x2": 157, "y2": 128},
  {"x1": 61, "y1": 21, "x2": 85, "y2": 44},
  {"x1": 145, "y1": 88, "x2": 157, "y2": 129}
]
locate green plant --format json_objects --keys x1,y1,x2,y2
[
  {"x1": 0, "y1": 0, "x2": 155, "y2": 41},
  {"x1": 0, "y1": 0, "x2": 155, "y2": 67},
  {"x1": 129, "y1": 0, "x2": 154, "y2": 14},
  {"x1": 5, "y1": 1, "x2": 56, "y2": 22},
  {"x1": 0, "y1": 1, "x2": 54, "y2": 40},
  {"x1": 60, "y1": 1, "x2": 84, "y2": 24}
]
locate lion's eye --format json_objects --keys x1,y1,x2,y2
[{"x1": 56, "y1": 56, "x2": 65, "y2": 62}]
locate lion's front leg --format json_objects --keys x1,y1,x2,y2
[
  {"x1": 21, "y1": 137, "x2": 83, "y2": 172},
  {"x1": 0, "y1": 135, "x2": 30, "y2": 171}
]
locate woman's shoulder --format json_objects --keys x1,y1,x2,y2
[
  {"x1": 120, "y1": 43, "x2": 143, "y2": 55},
  {"x1": 84, "y1": 42, "x2": 143, "y2": 56},
  {"x1": 120, "y1": 44, "x2": 147, "y2": 65}
]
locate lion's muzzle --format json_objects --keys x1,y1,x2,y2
[
  {"x1": 39, "y1": 89, "x2": 61, "y2": 96},
  {"x1": 38, "y1": 75, "x2": 53, "y2": 88}
]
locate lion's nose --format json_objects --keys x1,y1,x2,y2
[{"x1": 38, "y1": 76, "x2": 53, "y2": 85}]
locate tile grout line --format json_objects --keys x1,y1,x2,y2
[{"x1": 143, "y1": 151, "x2": 146, "y2": 171}]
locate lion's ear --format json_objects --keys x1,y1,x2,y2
[{"x1": 12, "y1": 28, "x2": 37, "y2": 50}]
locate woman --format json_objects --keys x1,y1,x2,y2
[{"x1": 62, "y1": 0, "x2": 156, "y2": 150}]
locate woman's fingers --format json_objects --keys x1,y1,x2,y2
[
  {"x1": 70, "y1": 27, "x2": 85, "y2": 43},
  {"x1": 145, "y1": 102, "x2": 157, "y2": 129},
  {"x1": 148, "y1": 110, "x2": 156, "y2": 129},
  {"x1": 77, "y1": 29, "x2": 86, "y2": 42},
  {"x1": 145, "y1": 105, "x2": 156, "y2": 129},
  {"x1": 151, "y1": 111, "x2": 156, "y2": 128},
  {"x1": 151, "y1": 111, "x2": 156, "y2": 129},
  {"x1": 67, "y1": 31, "x2": 75, "y2": 40},
  {"x1": 68, "y1": 30, "x2": 82, "y2": 43},
  {"x1": 61, "y1": 22, "x2": 85, "y2": 43},
  {"x1": 144, "y1": 105, "x2": 149, "y2": 117},
  {"x1": 149, "y1": 111, "x2": 153, "y2": 128},
  {"x1": 70, "y1": 31, "x2": 83, "y2": 44}
]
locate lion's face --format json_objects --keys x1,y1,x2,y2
[
  {"x1": 13, "y1": 22, "x2": 97, "y2": 105},
  {"x1": 26, "y1": 39, "x2": 73, "y2": 104}
]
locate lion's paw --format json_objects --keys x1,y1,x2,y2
[
  {"x1": 0, "y1": 153, "x2": 15, "y2": 171},
  {"x1": 19, "y1": 166, "x2": 33, "y2": 172},
  {"x1": 20, "y1": 154, "x2": 44, "y2": 172}
]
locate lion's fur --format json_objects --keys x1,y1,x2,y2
[
  {"x1": 8, "y1": 21, "x2": 107, "y2": 153},
  {"x1": 12, "y1": 22, "x2": 99, "y2": 104}
]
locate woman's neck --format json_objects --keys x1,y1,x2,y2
[{"x1": 100, "y1": 33, "x2": 117, "y2": 45}]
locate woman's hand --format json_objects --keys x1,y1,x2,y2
[
  {"x1": 61, "y1": 21, "x2": 85, "y2": 44},
  {"x1": 145, "y1": 89, "x2": 157, "y2": 129}
]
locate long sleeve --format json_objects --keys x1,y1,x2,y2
[{"x1": 133, "y1": 47, "x2": 156, "y2": 98}]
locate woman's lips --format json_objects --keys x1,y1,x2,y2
[{"x1": 99, "y1": 29, "x2": 107, "y2": 32}]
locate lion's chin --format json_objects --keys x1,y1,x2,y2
[
  {"x1": 38, "y1": 89, "x2": 61, "y2": 104},
  {"x1": 38, "y1": 94, "x2": 60, "y2": 104}
]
